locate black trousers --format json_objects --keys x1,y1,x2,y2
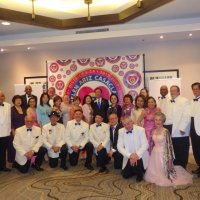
[
  {"x1": 0, "y1": 136, "x2": 9, "y2": 169},
  {"x1": 121, "y1": 158, "x2": 144, "y2": 179},
  {"x1": 113, "y1": 150, "x2": 123, "y2": 169},
  {"x1": 14, "y1": 146, "x2": 47, "y2": 173},
  {"x1": 69, "y1": 142, "x2": 93, "y2": 166},
  {"x1": 96, "y1": 148, "x2": 109, "y2": 168},
  {"x1": 49, "y1": 145, "x2": 68, "y2": 168},
  {"x1": 190, "y1": 117, "x2": 200, "y2": 167}
]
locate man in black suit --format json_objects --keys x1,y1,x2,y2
[
  {"x1": 21, "y1": 85, "x2": 37, "y2": 109},
  {"x1": 92, "y1": 87, "x2": 109, "y2": 123},
  {"x1": 108, "y1": 113, "x2": 123, "y2": 169}
]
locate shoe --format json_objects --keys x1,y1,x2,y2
[
  {"x1": 85, "y1": 164, "x2": 94, "y2": 171},
  {"x1": 61, "y1": 166, "x2": 68, "y2": 171},
  {"x1": 32, "y1": 165, "x2": 44, "y2": 171},
  {"x1": 0, "y1": 167, "x2": 11, "y2": 172},
  {"x1": 136, "y1": 176, "x2": 143, "y2": 183},
  {"x1": 99, "y1": 166, "x2": 109, "y2": 173},
  {"x1": 192, "y1": 167, "x2": 200, "y2": 174}
]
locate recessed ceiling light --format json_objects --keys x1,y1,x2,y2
[
  {"x1": 1, "y1": 21, "x2": 11, "y2": 26},
  {"x1": 27, "y1": 47, "x2": 31, "y2": 50},
  {"x1": 160, "y1": 35, "x2": 164, "y2": 39},
  {"x1": 0, "y1": 49, "x2": 4, "y2": 52},
  {"x1": 189, "y1": 33, "x2": 193, "y2": 37}
]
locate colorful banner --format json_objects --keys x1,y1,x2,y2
[{"x1": 47, "y1": 55, "x2": 144, "y2": 105}]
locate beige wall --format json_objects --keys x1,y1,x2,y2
[{"x1": 0, "y1": 38, "x2": 199, "y2": 103}]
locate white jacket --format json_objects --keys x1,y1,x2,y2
[
  {"x1": 0, "y1": 102, "x2": 11, "y2": 137},
  {"x1": 65, "y1": 119, "x2": 89, "y2": 154},
  {"x1": 117, "y1": 125, "x2": 149, "y2": 169},
  {"x1": 89, "y1": 122, "x2": 110, "y2": 154},
  {"x1": 13, "y1": 125, "x2": 43, "y2": 165},
  {"x1": 42, "y1": 123, "x2": 65, "y2": 158}
]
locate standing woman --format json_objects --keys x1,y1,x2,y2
[
  {"x1": 107, "y1": 93, "x2": 122, "y2": 121},
  {"x1": 82, "y1": 95, "x2": 93, "y2": 125},
  {"x1": 36, "y1": 93, "x2": 52, "y2": 126},
  {"x1": 138, "y1": 96, "x2": 160, "y2": 154},
  {"x1": 61, "y1": 94, "x2": 73, "y2": 127},
  {"x1": 8, "y1": 95, "x2": 26, "y2": 163},
  {"x1": 139, "y1": 88, "x2": 149, "y2": 108},
  {"x1": 122, "y1": 94, "x2": 134, "y2": 117},
  {"x1": 131, "y1": 95, "x2": 145, "y2": 126},
  {"x1": 52, "y1": 95, "x2": 63, "y2": 124},
  {"x1": 26, "y1": 97, "x2": 40, "y2": 127}
]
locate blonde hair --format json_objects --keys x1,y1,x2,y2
[{"x1": 154, "y1": 112, "x2": 166, "y2": 123}]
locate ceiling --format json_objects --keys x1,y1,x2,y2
[{"x1": 0, "y1": 0, "x2": 200, "y2": 52}]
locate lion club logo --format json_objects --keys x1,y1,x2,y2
[
  {"x1": 95, "y1": 58, "x2": 105, "y2": 67},
  {"x1": 128, "y1": 90, "x2": 138, "y2": 99},
  {"x1": 55, "y1": 80, "x2": 65, "y2": 90},
  {"x1": 49, "y1": 75, "x2": 56, "y2": 83},
  {"x1": 50, "y1": 63, "x2": 59, "y2": 73},
  {"x1": 123, "y1": 70, "x2": 142, "y2": 89}
]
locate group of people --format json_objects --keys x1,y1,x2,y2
[{"x1": 0, "y1": 82, "x2": 199, "y2": 187}]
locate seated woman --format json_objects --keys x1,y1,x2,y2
[{"x1": 144, "y1": 112, "x2": 193, "y2": 187}]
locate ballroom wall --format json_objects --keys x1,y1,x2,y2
[{"x1": 0, "y1": 37, "x2": 199, "y2": 103}]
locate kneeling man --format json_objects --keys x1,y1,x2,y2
[
  {"x1": 117, "y1": 116, "x2": 149, "y2": 182},
  {"x1": 42, "y1": 111, "x2": 68, "y2": 170},
  {"x1": 13, "y1": 116, "x2": 47, "y2": 173},
  {"x1": 89, "y1": 114, "x2": 110, "y2": 173}
]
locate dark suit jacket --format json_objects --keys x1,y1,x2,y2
[
  {"x1": 21, "y1": 94, "x2": 37, "y2": 109},
  {"x1": 92, "y1": 98, "x2": 109, "y2": 122},
  {"x1": 110, "y1": 122, "x2": 123, "y2": 150}
]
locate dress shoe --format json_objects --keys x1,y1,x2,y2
[
  {"x1": 32, "y1": 165, "x2": 44, "y2": 171},
  {"x1": 0, "y1": 167, "x2": 11, "y2": 172},
  {"x1": 136, "y1": 176, "x2": 143, "y2": 183},
  {"x1": 85, "y1": 164, "x2": 94, "y2": 170},
  {"x1": 192, "y1": 167, "x2": 200, "y2": 174},
  {"x1": 99, "y1": 166, "x2": 109, "y2": 173}
]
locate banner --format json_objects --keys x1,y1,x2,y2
[{"x1": 47, "y1": 55, "x2": 144, "y2": 105}]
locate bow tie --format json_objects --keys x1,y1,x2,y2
[
  {"x1": 75, "y1": 122, "x2": 80, "y2": 126},
  {"x1": 51, "y1": 124, "x2": 57, "y2": 126},
  {"x1": 161, "y1": 96, "x2": 166, "y2": 99},
  {"x1": 193, "y1": 97, "x2": 200, "y2": 102},
  {"x1": 0, "y1": 103, "x2": 4, "y2": 106},
  {"x1": 27, "y1": 128, "x2": 32, "y2": 132},
  {"x1": 96, "y1": 124, "x2": 102, "y2": 127},
  {"x1": 126, "y1": 130, "x2": 132, "y2": 134},
  {"x1": 170, "y1": 100, "x2": 175, "y2": 103}
]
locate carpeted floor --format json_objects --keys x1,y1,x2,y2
[{"x1": 0, "y1": 156, "x2": 200, "y2": 200}]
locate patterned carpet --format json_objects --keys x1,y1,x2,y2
[{"x1": 0, "y1": 157, "x2": 200, "y2": 200}]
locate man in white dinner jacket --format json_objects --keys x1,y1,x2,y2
[
  {"x1": 0, "y1": 90, "x2": 11, "y2": 172},
  {"x1": 65, "y1": 109, "x2": 94, "y2": 170},
  {"x1": 13, "y1": 115, "x2": 47, "y2": 173},
  {"x1": 42, "y1": 111, "x2": 68, "y2": 170},
  {"x1": 190, "y1": 82, "x2": 200, "y2": 177},
  {"x1": 163, "y1": 85, "x2": 191, "y2": 169},
  {"x1": 89, "y1": 113, "x2": 110, "y2": 173},
  {"x1": 117, "y1": 116, "x2": 149, "y2": 182}
]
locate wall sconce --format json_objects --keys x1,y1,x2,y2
[
  {"x1": 31, "y1": 0, "x2": 36, "y2": 20},
  {"x1": 84, "y1": 0, "x2": 92, "y2": 21}
]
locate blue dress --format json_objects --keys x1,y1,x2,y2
[{"x1": 36, "y1": 104, "x2": 52, "y2": 126}]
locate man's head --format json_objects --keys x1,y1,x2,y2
[
  {"x1": 94, "y1": 88, "x2": 102, "y2": 99},
  {"x1": 25, "y1": 115, "x2": 34, "y2": 128},
  {"x1": 0, "y1": 91, "x2": 5, "y2": 104},
  {"x1": 49, "y1": 111, "x2": 59, "y2": 125},
  {"x1": 74, "y1": 109, "x2": 83, "y2": 122},
  {"x1": 48, "y1": 87, "x2": 56, "y2": 98},
  {"x1": 108, "y1": 113, "x2": 118, "y2": 126},
  {"x1": 95, "y1": 114, "x2": 104, "y2": 124},
  {"x1": 121, "y1": 116, "x2": 134, "y2": 131},
  {"x1": 191, "y1": 82, "x2": 200, "y2": 98},
  {"x1": 25, "y1": 85, "x2": 32, "y2": 95},
  {"x1": 160, "y1": 85, "x2": 168, "y2": 97},
  {"x1": 170, "y1": 85, "x2": 180, "y2": 99}
]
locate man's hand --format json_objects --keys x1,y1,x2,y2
[
  {"x1": 108, "y1": 150, "x2": 113, "y2": 158},
  {"x1": 52, "y1": 146, "x2": 60, "y2": 153},
  {"x1": 180, "y1": 130, "x2": 185, "y2": 135},
  {"x1": 71, "y1": 145, "x2": 79, "y2": 152},
  {"x1": 97, "y1": 144, "x2": 104, "y2": 152},
  {"x1": 24, "y1": 151, "x2": 34, "y2": 159},
  {"x1": 130, "y1": 153, "x2": 139, "y2": 166}
]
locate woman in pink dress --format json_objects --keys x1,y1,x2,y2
[
  {"x1": 138, "y1": 96, "x2": 160, "y2": 154},
  {"x1": 26, "y1": 97, "x2": 40, "y2": 127},
  {"x1": 82, "y1": 95, "x2": 93, "y2": 125},
  {"x1": 145, "y1": 112, "x2": 193, "y2": 187}
]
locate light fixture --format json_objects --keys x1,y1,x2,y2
[
  {"x1": 32, "y1": 0, "x2": 36, "y2": 20},
  {"x1": 1, "y1": 21, "x2": 11, "y2": 26},
  {"x1": 0, "y1": 49, "x2": 4, "y2": 52},
  {"x1": 27, "y1": 47, "x2": 31, "y2": 50},
  {"x1": 137, "y1": 0, "x2": 142, "y2": 8},
  {"x1": 160, "y1": 35, "x2": 164, "y2": 39},
  {"x1": 84, "y1": 0, "x2": 92, "y2": 22},
  {"x1": 189, "y1": 33, "x2": 193, "y2": 37}
]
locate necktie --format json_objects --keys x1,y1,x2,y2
[
  {"x1": 126, "y1": 130, "x2": 132, "y2": 134},
  {"x1": 96, "y1": 124, "x2": 102, "y2": 127},
  {"x1": 27, "y1": 128, "x2": 32, "y2": 132},
  {"x1": 0, "y1": 103, "x2": 4, "y2": 106},
  {"x1": 170, "y1": 100, "x2": 175, "y2": 103},
  {"x1": 75, "y1": 122, "x2": 80, "y2": 126},
  {"x1": 97, "y1": 100, "x2": 101, "y2": 109}
]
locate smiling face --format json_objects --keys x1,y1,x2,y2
[
  {"x1": 50, "y1": 115, "x2": 58, "y2": 125},
  {"x1": 160, "y1": 85, "x2": 168, "y2": 97},
  {"x1": 110, "y1": 95, "x2": 118, "y2": 105},
  {"x1": 25, "y1": 85, "x2": 32, "y2": 95},
  {"x1": 95, "y1": 115, "x2": 103, "y2": 124},
  {"x1": 108, "y1": 113, "x2": 118, "y2": 126},
  {"x1": 14, "y1": 98, "x2": 22, "y2": 107},
  {"x1": 85, "y1": 96, "x2": 92, "y2": 104},
  {"x1": 122, "y1": 117, "x2": 134, "y2": 131},
  {"x1": 154, "y1": 115, "x2": 164, "y2": 128},
  {"x1": 74, "y1": 110, "x2": 83, "y2": 122},
  {"x1": 95, "y1": 88, "x2": 102, "y2": 99},
  {"x1": 124, "y1": 97, "x2": 131, "y2": 106},
  {"x1": 136, "y1": 96, "x2": 144, "y2": 109},
  {"x1": 170, "y1": 86, "x2": 180, "y2": 99},
  {"x1": 25, "y1": 115, "x2": 34, "y2": 128},
  {"x1": 147, "y1": 98, "x2": 156, "y2": 109},
  {"x1": 63, "y1": 94, "x2": 70, "y2": 104},
  {"x1": 28, "y1": 98, "x2": 36, "y2": 108},
  {"x1": 192, "y1": 84, "x2": 200, "y2": 98}
]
